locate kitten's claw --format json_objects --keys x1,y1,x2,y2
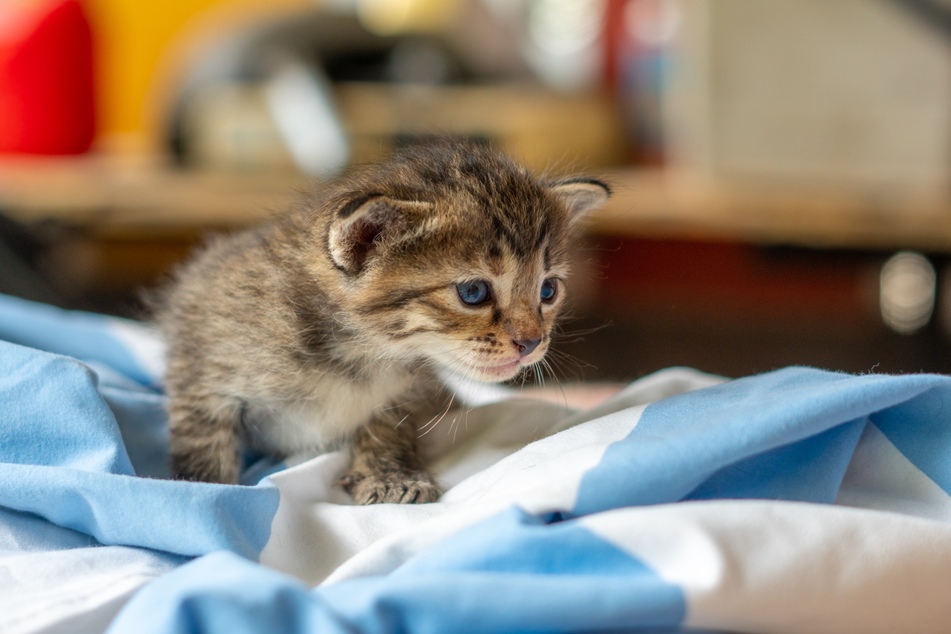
[{"x1": 341, "y1": 471, "x2": 442, "y2": 504}]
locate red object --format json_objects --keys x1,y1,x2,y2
[
  {"x1": 0, "y1": 0, "x2": 96, "y2": 154},
  {"x1": 602, "y1": 0, "x2": 628, "y2": 94}
]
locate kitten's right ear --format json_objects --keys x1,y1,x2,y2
[
  {"x1": 328, "y1": 196, "x2": 430, "y2": 274},
  {"x1": 549, "y1": 178, "x2": 611, "y2": 225}
]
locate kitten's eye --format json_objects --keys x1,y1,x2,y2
[
  {"x1": 540, "y1": 278, "x2": 558, "y2": 303},
  {"x1": 457, "y1": 280, "x2": 491, "y2": 306}
]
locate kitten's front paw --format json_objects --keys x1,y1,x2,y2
[{"x1": 340, "y1": 470, "x2": 442, "y2": 504}]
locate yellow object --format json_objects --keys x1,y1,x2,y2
[
  {"x1": 83, "y1": 0, "x2": 309, "y2": 153},
  {"x1": 355, "y1": 0, "x2": 458, "y2": 35}
]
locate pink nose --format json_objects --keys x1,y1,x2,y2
[{"x1": 513, "y1": 338, "x2": 541, "y2": 357}]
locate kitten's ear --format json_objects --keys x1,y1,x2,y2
[
  {"x1": 549, "y1": 178, "x2": 611, "y2": 225},
  {"x1": 328, "y1": 196, "x2": 430, "y2": 274}
]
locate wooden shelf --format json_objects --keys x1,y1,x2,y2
[
  {"x1": 596, "y1": 170, "x2": 951, "y2": 252},
  {"x1": 0, "y1": 155, "x2": 303, "y2": 235},
  {"x1": 2, "y1": 155, "x2": 951, "y2": 252}
]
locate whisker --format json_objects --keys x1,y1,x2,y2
[
  {"x1": 550, "y1": 321, "x2": 612, "y2": 343},
  {"x1": 418, "y1": 388, "x2": 456, "y2": 437},
  {"x1": 541, "y1": 357, "x2": 570, "y2": 409},
  {"x1": 545, "y1": 347, "x2": 597, "y2": 378}
]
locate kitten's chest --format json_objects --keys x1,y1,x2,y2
[{"x1": 242, "y1": 367, "x2": 416, "y2": 454}]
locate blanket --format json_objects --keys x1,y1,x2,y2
[{"x1": 1, "y1": 292, "x2": 950, "y2": 633}]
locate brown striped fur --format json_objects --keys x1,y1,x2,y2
[{"x1": 153, "y1": 141, "x2": 609, "y2": 503}]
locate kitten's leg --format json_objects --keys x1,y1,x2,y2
[
  {"x1": 341, "y1": 411, "x2": 443, "y2": 504},
  {"x1": 167, "y1": 396, "x2": 242, "y2": 484}
]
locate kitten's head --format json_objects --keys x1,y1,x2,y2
[{"x1": 317, "y1": 141, "x2": 609, "y2": 383}]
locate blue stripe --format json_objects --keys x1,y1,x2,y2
[
  {"x1": 109, "y1": 508, "x2": 686, "y2": 634},
  {"x1": 99, "y1": 382, "x2": 171, "y2": 479},
  {"x1": 0, "y1": 342, "x2": 279, "y2": 559},
  {"x1": 0, "y1": 466, "x2": 280, "y2": 559},
  {"x1": 870, "y1": 385, "x2": 951, "y2": 496},
  {"x1": 686, "y1": 419, "x2": 865, "y2": 503},
  {"x1": 574, "y1": 367, "x2": 950, "y2": 516},
  {"x1": 0, "y1": 341, "x2": 135, "y2": 474},
  {"x1": 108, "y1": 552, "x2": 350, "y2": 634},
  {"x1": 0, "y1": 293, "x2": 158, "y2": 386},
  {"x1": 0, "y1": 506, "x2": 104, "y2": 555}
]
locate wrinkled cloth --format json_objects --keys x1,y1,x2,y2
[{"x1": 1, "y1": 293, "x2": 949, "y2": 634}]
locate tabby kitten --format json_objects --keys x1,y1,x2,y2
[{"x1": 155, "y1": 141, "x2": 609, "y2": 504}]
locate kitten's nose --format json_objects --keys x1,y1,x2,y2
[{"x1": 513, "y1": 338, "x2": 541, "y2": 357}]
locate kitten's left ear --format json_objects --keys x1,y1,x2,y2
[
  {"x1": 329, "y1": 196, "x2": 431, "y2": 275},
  {"x1": 549, "y1": 178, "x2": 611, "y2": 225}
]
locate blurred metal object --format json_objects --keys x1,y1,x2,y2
[
  {"x1": 164, "y1": 9, "x2": 397, "y2": 169},
  {"x1": 264, "y1": 60, "x2": 349, "y2": 177},
  {"x1": 880, "y1": 251, "x2": 936, "y2": 334},
  {"x1": 165, "y1": 9, "x2": 476, "y2": 172}
]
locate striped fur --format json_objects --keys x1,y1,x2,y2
[{"x1": 153, "y1": 140, "x2": 609, "y2": 502}]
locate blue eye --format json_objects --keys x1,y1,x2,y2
[
  {"x1": 457, "y1": 280, "x2": 490, "y2": 306},
  {"x1": 540, "y1": 278, "x2": 557, "y2": 303}
]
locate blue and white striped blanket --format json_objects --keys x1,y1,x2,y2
[{"x1": 1, "y1": 292, "x2": 950, "y2": 633}]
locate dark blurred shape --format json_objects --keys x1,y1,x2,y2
[
  {"x1": 0, "y1": 0, "x2": 96, "y2": 155},
  {"x1": 886, "y1": 0, "x2": 951, "y2": 40},
  {"x1": 0, "y1": 214, "x2": 62, "y2": 305}
]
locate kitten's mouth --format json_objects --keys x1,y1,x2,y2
[
  {"x1": 480, "y1": 359, "x2": 522, "y2": 379},
  {"x1": 471, "y1": 354, "x2": 544, "y2": 382},
  {"x1": 446, "y1": 349, "x2": 547, "y2": 383}
]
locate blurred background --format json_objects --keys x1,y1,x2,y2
[{"x1": 2, "y1": 0, "x2": 951, "y2": 381}]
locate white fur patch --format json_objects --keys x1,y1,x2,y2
[{"x1": 243, "y1": 369, "x2": 415, "y2": 454}]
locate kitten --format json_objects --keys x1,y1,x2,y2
[{"x1": 154, "y1": 141, "x2": 609, "y2": 504}]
